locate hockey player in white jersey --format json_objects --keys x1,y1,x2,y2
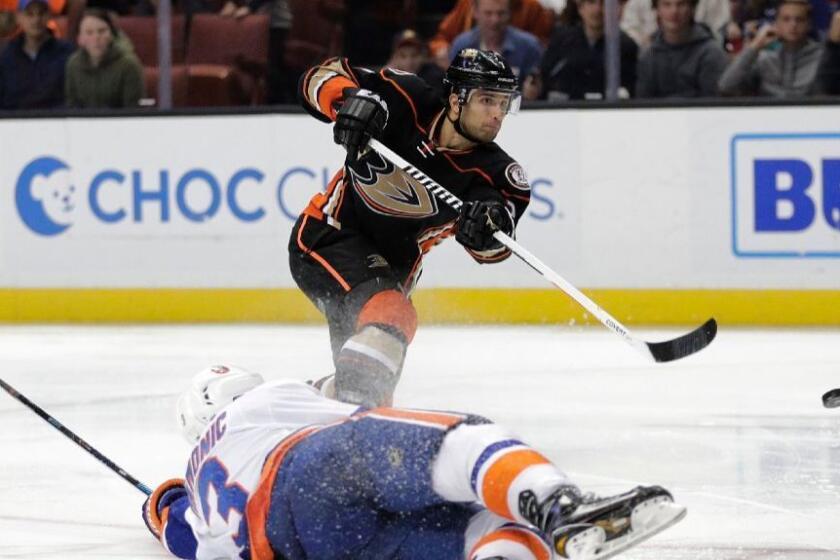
[{"x1": 142, "y1": 365, "x2": 686, "y2": 560}]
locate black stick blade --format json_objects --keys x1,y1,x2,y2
[
  {"x1": 823, "y1": 388, "x2": 840, "y2": 408},
  {"x1": 646, "y1": 318, "x2": 717, "y2": 363}
]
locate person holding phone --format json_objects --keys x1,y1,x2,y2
[{"x1": 718, "y1": 0, "x2": 823, "y2": 96}]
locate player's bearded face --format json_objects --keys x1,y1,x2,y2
[{"x1": 459, "y1": 89, "x2": 517, "y2": 142}]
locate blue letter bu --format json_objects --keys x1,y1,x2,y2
[{"x1": 754, "y1": 159, "x2": 815, "y2": 232}]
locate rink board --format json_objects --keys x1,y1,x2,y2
[
  {"x1": 0, "y1": 107, "x2": 838, "y2": 324},
  {"x1": 0, "y1": 288, "x2": 837, "y2": 326}
]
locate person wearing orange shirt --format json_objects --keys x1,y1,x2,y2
[{"x1": 429, "y1": 0, "x2": 554, "y2": 68}]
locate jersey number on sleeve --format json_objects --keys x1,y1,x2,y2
[{"x1": 197, "y1": 458, "x2": 250, "y2": 553}]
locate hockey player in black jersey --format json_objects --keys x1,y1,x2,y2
[{"x1": 290, "y1": 49, "x2": 531, "y2": 408}]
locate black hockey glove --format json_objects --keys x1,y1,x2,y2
[
  {"x1": 333, "y1": 89, "x2": 389, "y2": 163},
  {"x1": 456, "y1": 200, "x2": 514, "y2": 252}
]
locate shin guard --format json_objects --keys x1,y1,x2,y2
[{"x1": 334, "y1": 290, "x2": 416, "y2": 407}]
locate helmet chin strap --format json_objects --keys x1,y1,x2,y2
[{"x1": 447, "y1": 98, "x2": 484, "y2": 145}]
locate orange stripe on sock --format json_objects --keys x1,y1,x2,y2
[
  {"x1": 481, "y1": 450, "x2": 550, "y2": 519},
  {"x1": 246, "y1": 426, "x2": 321, "y2": 560},
  {"x1": 358, "y1": 407, "x2": 465, "y2": 429},
  {"x1": 357, "y1": 290, "x2": 418, "y2": 342},
  {"x1": 469, "y1": 527, "x2": 551, "y2": 560}
]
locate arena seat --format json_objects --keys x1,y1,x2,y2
[
  {"x1": 143, "y1": 64, "x2": 189, "y2": 107},
  {"x1": 284, "y1": 0, "x2": 343, "y2": 73},
  {"x1": 117, "y1": 15, "x2": 186, "y2": 66},
  {"x1": 185, "y1": 13, "x2": 268, "y2": 105},
  {"x1": 185, "y1": 64, "x2": 243, "y2": 106}
]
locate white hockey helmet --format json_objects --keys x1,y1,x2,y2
[{"x1": 176, "y1": 364, "x2": 264, "y2": 444}]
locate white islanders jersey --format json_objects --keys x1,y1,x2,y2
[{"x1": 181, "y1": 379, "x2": 357, "y2": 560}]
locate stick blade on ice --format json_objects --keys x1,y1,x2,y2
[
  {"x1": 646, "y1": 318, "x2": 717, "y2": 363},
  {"x1": 823, "y1": 388, "x2": 840, "y2": 408}
]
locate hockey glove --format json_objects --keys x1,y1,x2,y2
[
  {"x1": 142, "y1": 478, "x2": 188, "y2": 541},
  {"x1": 333, "y1": 89, "x2": 389, "y2": 163},
  {"x1": 456, "y1": 200, "x2": 514, "y2": 252}
]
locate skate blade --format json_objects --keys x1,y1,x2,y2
[
  {"x1": 585, "y1": 496, "x2": 687, "y2": 560},
  {"x1": 561, "y1": 525, "x2": 607, "y2": 560}
]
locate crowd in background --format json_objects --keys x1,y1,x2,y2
[{"x1": 1, "y1": 0, "x2": 839, "y2": 110}]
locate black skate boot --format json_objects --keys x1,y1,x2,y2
[{"x1": 519, "y1": 485, "x2": 686, "y2": 560}]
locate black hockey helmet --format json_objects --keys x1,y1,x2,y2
[{"x1": 444, "y1": 48, "x2": 521, "y2": 114}]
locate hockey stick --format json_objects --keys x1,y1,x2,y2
[
  {"x1": 368, "y1": 139, "x2": 717, "y2": 363},
  {"x1": 0, "y1": 377, "x2": 152, "y2": 495}
]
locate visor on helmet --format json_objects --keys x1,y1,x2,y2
[{"x1": 466, "y1": 88, "x2": 522, "y2": 115}]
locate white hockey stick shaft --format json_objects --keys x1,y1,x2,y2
[
  {"x1": 368, "y1": 139, "x2": 655, "y2": 361},
  {"x1": 491, "y1": 231, "x2": 650, "y2": 357}
]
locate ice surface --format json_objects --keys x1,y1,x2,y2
[{"x1": 1, "y1": 324, "x2": 839, "y2": 559}]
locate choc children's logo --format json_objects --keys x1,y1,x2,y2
[{"x1": 15, "y1": 156, "x2": 77, "y2": 237}]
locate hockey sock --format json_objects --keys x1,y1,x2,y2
[
  {"x1": 431, "y1": 424, "x2": 572, "y2": 526},
  {"x1": 468, "y1": 526, "x2": 553, "y2": 560},
  {"x1": 335, "y1": 325, "x2": 406, "y2": 407},
  {"x1": 355, "y1": 289, "x2": 417, "y2": 343},
  {"x1": 334, "y1": 290, "x2": 416, "y2": 407},
  {"x1": 464, "y1": 509, "x2": 552, "y2": 560}
]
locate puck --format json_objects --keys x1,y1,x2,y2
[{"x1": 822, "y1": 388, "x2": 840, "y2": 408}]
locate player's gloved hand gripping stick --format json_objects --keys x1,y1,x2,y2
[
  {"x1": 368, "y1": 139, "x2": 717, "y2": 363},
  {"x1": 456, "y1": 199, "x2": 514, "y2": 251},
  {"x1": 334, "y1": 89, "x2": 389, "y2": 163}
]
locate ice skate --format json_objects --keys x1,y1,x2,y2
[{"x1": 520, "y1": 485, "x2": 686, "y2": 560}]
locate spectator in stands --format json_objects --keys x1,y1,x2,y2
[
  {"x1": 817, "y1": 11, "x2": 840, "y2": 94},
  {"x1": 386, "y1": 28, "x2": 446, "y2": 98},
  {"x1": 64, "y1": 8, "x2": 143, "y2": 107},
  {"x1": 449, "y1": 0, "x2": 544, "y2": 99},
  {"x1": 635, "y1": 0, "x2": 728, "y2": 97},
  {"x1": 622, "y1": 0, "x2": 729, "y2": 48},
  {"x1": 0, "y1": 0, "x2": 74, "y2": 109},
  {"x1": 430, "y1": 0, "x2": 554, "y2": 68},
  {"x1": 718, "y1": 0, "x2": 822, "y2": 97},
  {"x1": 2, "y1": 0, "x2": 66, "y2": 38},
  {"x1": 542, "y1": 0, "x2": 638, "y2": 100}
]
